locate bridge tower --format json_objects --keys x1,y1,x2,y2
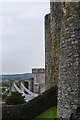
[
  {"x1": 9, "y1": 80, "x2": 16, "y2": 94},
  {"x1": 19, "y1": 80, "x2": 24, "y2": 93}
]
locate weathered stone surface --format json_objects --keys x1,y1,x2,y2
[
  {"x1": 45, "y1": 3, "x2": 61, "y2": 90},
  {"x1": 45, "y1": 1, "x2": 80, "y2": 119},
  {"x1": 45, "y1": 14, "x2": 53, "y2": 90},
  {"x1": 70, "y1": 107, "x2": 80, "y2": 120},
  {"x1": 32, "y1": 68, "x2": 45, "y2": 94},
  {"x1": 57, "y1": 2, "x2": 80, "y2": 119},
  {"x1": 50, "y1": 2, "x2": 61, "y2": 86}
]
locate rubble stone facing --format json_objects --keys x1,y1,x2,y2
[
  {"x1": 45, "y1": 3, "x2": 61, "y2": 90},
  {"x1": 45, "y1": 2, "x2": 80, "y2": 119},
  {"x1": 57, "y1": 2, "x2": 80, "y2": 118},
  {"x1": 45, "y1": 14, "x2": 53, "y2": 90},
  {"x1": 50, "y1": 2, "x2": 61, "y2": 86}
]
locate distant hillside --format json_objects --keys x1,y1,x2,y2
[{"x1": 0, "y1": 73, "x2": 32, "y2": 81}]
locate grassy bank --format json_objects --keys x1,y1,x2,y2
[{"x1": 33, "y1": 106, "x2": 57, "y2": 119}]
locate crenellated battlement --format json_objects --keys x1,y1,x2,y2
[{"x1": 32, "y1": 68, "x2": 45, "y2": 74}]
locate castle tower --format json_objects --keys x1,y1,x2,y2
[
  {"x1": 50, "y1": 2, "x2": 61, "y2": 87},
  {"x1": 45, "y1": 1, "x2": 80, "y2": 118},
  {"x1": 57, "y1": 2, "x2": 80, "y2": 118},
  {"x1": 45, "y1": 2, "x2": 61, "y2": 90},
  {"x1": 45, "y1": 14, "x2": 53, "y2": 90}
]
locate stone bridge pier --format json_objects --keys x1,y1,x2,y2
[
  {"x1": 9, "y1": 79, "x2": 34, "y2": 94},
  {"x1": 19, "y1": 80, "x2": 24, "y2": 92},
  {"x1": 9, "y1": 80, "x2": 16, "y2": 94},
  {"x1": 28, "y1": 78, "x2": 34, "y2": 92}
]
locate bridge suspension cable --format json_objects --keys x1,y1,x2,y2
[
  {"x1": 20, "y1": 82, "x2": 38, "y2": 97},
  {"x1": 13, "y1": 83, "x2": 36, "y2": 102},
  {"x1": 2, "y1": 82, "x2": 38, "y2": 102},
  {"x1": 13, "y1": 83, "x2": 25, "y2": 96},
  {"x1": 2, "y1": 87, "x2": 10, "y2": 95}
]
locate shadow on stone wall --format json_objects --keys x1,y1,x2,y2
[{"x1": 2, "y1": 86, "x2": 57, "y2": 119}]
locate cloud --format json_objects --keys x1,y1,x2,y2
[
  {"x1": 0, "y1": 0, "x2": 50, "y2": 3},
  {"x1": 2, "y1": 2, "x2": 49, "y2": 74}
]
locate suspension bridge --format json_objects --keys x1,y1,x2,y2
[{"x1": 2, "y1": 80, "x2": 38, "y2": 102}]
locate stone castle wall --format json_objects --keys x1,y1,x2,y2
[
  {"x1": 45, "y1": 14, "x2": 53, "y2": 90},
  {"x1": 2, "y1": 87, "x2": 57, "y2": 119},
  {"x1": 45, "y1": 1, "x2": 80, "y2": 119},
  {"x1": 57, "y1": 2, "x2": 80, "y2": 118},
  {"x1": 45, "y1": 3, "x2": 61, "y2": 90},
  {"x1": 50, "y1": 2, "x2": 61, "y2": 86}
]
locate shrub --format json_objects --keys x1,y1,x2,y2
[
  {"x1": 6, "y1": 92, "x2": 26, "y2": 105},
  {"x1": 2, "y1": 82, "x2": 9, "y2": 87},
  {"x1": 2, "y1": 94, "x2": 7, "y2": 100}
]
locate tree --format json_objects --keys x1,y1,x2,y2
[{"x1": 6, "y1": 92, "x2": 26, "y2": 105}]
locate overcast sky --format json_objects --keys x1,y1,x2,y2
[{"x1": 0, "y1": 2, "x2": 50, "y2": 74}]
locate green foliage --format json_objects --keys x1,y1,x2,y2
[
  {"x1": 0, "y1": 93, "x2": 2, "y2": 98},
  {"x1": 2, "y1": 94, "x2": 7, "y2": 100},
  {"x1": 33, "y1": 106, "x2": 57, "y2": 119},
  {"x1": 6, "y1": 92, "x2": 26, "y2": 105},
  {"x1": 2, "y1": 82, "x2": 9, "y2": 87},
  {"x1": 0, "y1": 82, "x2": 1, "y2": 87},
  {"x1": 2, "y1": 87, "x2": 6, "y2": 92}
]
